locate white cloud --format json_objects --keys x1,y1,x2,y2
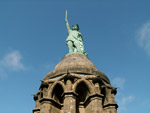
[
  {"x1": 0, "y1": 50, "x2": 25, "y2": 78},
  {"x1": 0, "y1": 51, "x2": 25, "y2": 71},
  {"x1": 120, "y1": 96, "x2": 134, "y2": 105},
  {"x1": 112, "y1": 77, "x2": 125, "y2": 89},
  {"x1": 117, "y1": 96, "x2": 135, "y2": 112},
  {"x1": 136, "y1": 21, "x2": 150, "y2": 55}
]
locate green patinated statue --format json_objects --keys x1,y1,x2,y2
[{"x1": 65, "y1": 10, "x2": 87, "y2": 56}]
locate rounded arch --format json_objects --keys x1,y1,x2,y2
[{"x1": 48, "y1": 81, "x2": 65, "y2": 103}]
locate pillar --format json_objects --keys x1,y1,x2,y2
[
  {"x1": 39, "y1": 98, "x2": 51, "y2": 113},
  {"x1": 63, "y1": 92, "x2": 77, "y2": 113},
  {"x1": 85, "y1": 94, "x2": 103, "y2": 113}
]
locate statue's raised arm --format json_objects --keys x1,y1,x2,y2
[{"x1": 65, "y1": 10, "x2": 71, "y2": 33}]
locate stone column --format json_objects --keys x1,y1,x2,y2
[
  {"x1": 39, "y1": 98, "x2": 51, "y2": 113},
  {"x1": 39, "y1": 98, "x2": 62, "y2": 113},
  {"x1": 103, "y1": 85, "x2": 118, "y2": 113},
  {"x1": 63, "y1": 92, "x2": 77, "y2": 113},
  {"x1": 33, "y1": 94, "x2": 40, "y2": 113},
  {"x1": 103, "y1": 105, "x2": 117, "y2": 113},
  {"x1": 33, "y1": 108, "x2": 40, "y2": 113},
  {"x1": 85, "y1": 94, "x2": 103, "y2": 113}
]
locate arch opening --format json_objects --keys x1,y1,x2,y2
[
  {"x1": 75, "y1": 81, "x2": 90, "y2": 103},
  {"x1": 75, "y1": 81, "x2": 90, "y2": 113},
  {"x1": 101, "y1": 87, "x2": 106, "y2": 105},
  {"x1": 52, "y1": 84, "x2": 64, "y2": 104}
]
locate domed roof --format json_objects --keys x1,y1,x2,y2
[{"x1": 43, "y1": 53, "x2": 110, "y2": 83}]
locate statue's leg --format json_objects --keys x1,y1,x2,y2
[
  {"x1": 74, "y1": 41, "x2": 81, "y2": 53},
  {"x1": 80, "y1": 42, "x2": 84, "y2": 52},
  {"x1": 74, "y1": 47, "x2": 77, "y2": 52},
  {"x1": 67, "y1": 41, "x2": 73, "y2": 53}
]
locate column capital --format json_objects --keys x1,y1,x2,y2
[
  {"x1": 84, "y1": 93, "x2": 104, "y2": 106},
  {"x1": 39, "y1": 97, "x2": 62, "y2": 109},
  {"x1": 33, "y1": 108, "x2": 40, "y2": 113},
  {"x1": 103, "y1": 103, "x2": 118, "y2": 109},
  {"x1": 62, "y1": 91, "x2": 78, "y2": 100}
]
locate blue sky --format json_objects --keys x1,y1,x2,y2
[{"x1": 0, "y1": 0, "x2": 150, "y2": 113}]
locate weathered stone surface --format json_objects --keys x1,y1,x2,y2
[
  {"x1": 43, "y1": 53, "x2": 110, "y2": 84},
  {"x1": 63, "y1": 94, "x2": 76, "y2": 113},
  {"x1": 33, "y1": 53, "x2": 118, "y2": 113}
]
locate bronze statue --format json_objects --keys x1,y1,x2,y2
[{"x1": 65, "y1": 10, "x2": 87, "y2": 56}]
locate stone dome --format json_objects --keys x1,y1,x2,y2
[{"x1": 43, "y1": 53, "x2": 110, "y2": 84}]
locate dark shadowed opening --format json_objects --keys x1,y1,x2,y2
[
  {"x1": 76, "y1": 82, "x2": 90, "y2": 103},
  {"x1": 40, "y1": 92, "x2": 43, "y2": 99},
  {"x1": 75, "y1": 81, "x2": 90, "y2": 113},
  {"x1": 101, "y1": 87, "x2": 106, "y2": 105},
  {"x1": 52, "y1": 84, "x2": 64, "y2": 104}
]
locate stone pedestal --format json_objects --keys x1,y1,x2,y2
[{"x1": 33, "y1": 53, "x2": 118, "y2": 113}]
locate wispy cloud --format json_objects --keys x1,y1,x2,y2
[
  {"x1": 118, "y1": 96, "x2": 135, "y2": 112},
  {"x1": 0, "y1": 50, "x2": 25, "y2": 78},
  {"x1": 112, "y1": 77, "x2": 125, "y2": 89},
  {"x1": 112, "y1": 77, "x2": 134, "y2": 113},
  {"x1": 136, "y1": 21, "x2": 150, "y2": 55},
  {"x1": 120, "y1": 96, "x2": 134, "y2": 105}
]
